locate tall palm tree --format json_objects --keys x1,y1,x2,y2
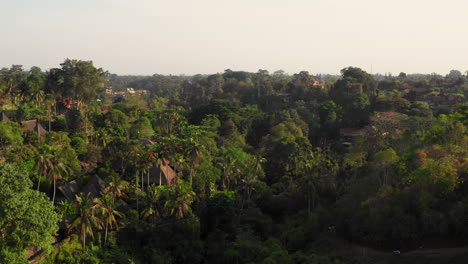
[
  {"x1": 94, "y1": 193, "x2": 124, "y2": 245},
  {"x1": 165, "y1": 182, "x2": 195, "y2": 219},
  {"x1": 219, "y1": 158, "x2": 237, "y2": 190},
  {"x1": 155, "y1": 157, "x2": 163, "y2": 186},
  {"x1": 70, "y1": 193, "x2": 102, "y2": 248},
  {"x1": 35, "y1": 146, "x2": 53, "y2": 191},
  {"x1": 34, "y1": 90, "x2": 45, "y2": 107},
  {"x1": 94, "y1": 128, "x2": 112, "y2": 148},
  {"x1": 104, "y1": 176, "x2": 129, "y2": 202},
  {"x1": 298, "y1": 149, "x2": 335, "y2": 214},
  {"x1": 185, "y1": 138, "x2": 202, "y2": 187},
  {"x1": 36, "y1": 144, "x2": 73, "y2": 202},
  {"x1": 238, "y1": 156, "x2": 265, "y2": 209},
  {"x1": 48, "y1": 156, "x2": 72, "y2": 203},
  {"x1": 141, "y1": 184, "x2": 164, "y2": 224},
  {"x1": 44, "y1": 94, "x2": 55, "y2": 132}
]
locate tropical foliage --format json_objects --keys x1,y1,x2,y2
[{"x1": 0, "y1": 61, "x2": 467, "y2": 263}]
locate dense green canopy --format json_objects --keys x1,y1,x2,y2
[{"x1": 0, "y1": 163, "x2": 59, "y2": 264}]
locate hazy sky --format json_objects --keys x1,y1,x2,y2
[{"x1": 1, "y1": 0, "x2": 467, "y2": 75}]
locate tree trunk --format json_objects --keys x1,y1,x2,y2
[
  {"x1": 82, "y1": 226, "x2": 86, "y2": 248},
  {"x1": 136, "y1": 172, "x2": 139, "y2": 210},
  {"x1": 141, "y1": 171, "x2": 144, "y2": 191},
  {"x1": 52, "y1": 176, "x2": 56, "y2": 203},
  {"x1": 147, "y1": 169, "x2": 150, "y2": 187},
  {"x1": 104, "y1": 221, "x2": 108, "y2": 245},
  {"x1": 37, "y1": 172, "x2": 41, "y2": 191},
  {"x1": 189, "y1": 167, "x2": 193, "y2": 187}
]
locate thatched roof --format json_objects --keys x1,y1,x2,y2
[
  {"x1": 0, "y1": 112, "x2": 10, "y2": 122},
  {"x1": 144, "y1": 162, "x2": 178, "y2": 186},
  {"x1": 81, "y1": 175, "x2": 107, "y2": 199},
  {"x1": 58, "y1": 175, "x2": 107, "y2": 202},
  {"x1": 21, "y1": 120, "x2": 47, "y2": 136},
  {"x1": 58, "y1": 181, "x2": 80, "y2": 202}
]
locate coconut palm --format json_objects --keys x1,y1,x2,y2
[
  {"x1": 141, "y1": 184, "x2": 165, "y2": 224},
  {"x1": 70, "y1": 193, "x2": 102, "y2": 248},
  {"x1": 94, "y1": 128, "x2": 112, "y2": 148},
  {"x1": 36, "y1": 145, "x2": 73, "y2": 202},
  {"x1": 164, "y1": 182, "x2": 195, "y2": 219},
  {"x1": 48, "y1": 155, "x2": 72, "y2": 203},
  {"x1": 185, "y1": 137, "x2": 202, "y2": 187},
  {"x1": 35, "y1": 146, "x2": 53, "y2": 191},
  {"x1": 104, "y1": 175, "x2": 129, "y2": 202},
  {"x1": 34, "y1": 90, "x2": 45, "y2": 107},
  {"x1": 238, "y1": 156, "x2": 265, "y2": 209},
  {"x1": 94, "y1": 193, "x2": 124, "y2": 245},
  {"x1": 219, "y1": 157, "x2": 237, "y2": 190},
  {"x1": 44, "y1": 94, "x2": 55, "y2": 132}
]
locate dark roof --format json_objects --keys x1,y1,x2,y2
[
  {"x1": 0, "y1": 112, "x2": 10, "y2": 122},
  {"x1": 21, "y1": 120, "x2": 47, "y2": 136},
  {"x1": 58, "y1": 175, "x2": 107, "y2": 202},
  {"x1": 339, "y1": 128, "x2": 365, "y2": 137},
  {"x1": 58, "y1": 181, "x2": 80, "y2": 202},
  {"x1": 81, "y1": 175, "x2": 107, "y2": 199}
]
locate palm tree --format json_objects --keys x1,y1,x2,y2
[
  {"x1": 155, "y1": 157, "x2": 163, "y2": 186},
  {"x1": 44, "y1": 94, "x2": 55, "y2": 132},
  {"x1": 70, "y1": 193, "x2": 102, "y2": 248},
  {"x1": 48, "y1": 155, "x2": 72, "y2": 203},
  {"x1": 104, "y1": 175, "x2": 129, "y2": 202},
  {"x1": 298, "y1": 149, "x2": 335, "y2": 214},
  {"x1": 164, "y1": 182, "x2": 195, "y2": 219},
  {"x1": 36, "y1": 145, "x2": 73, "y2": 202},
  {"x1": 33, "y1": 90, "x2": 45, "y2": 107},
  {"x1": 94, "y1": 128, "x2": 112, "y2": 148},
  {"x1": 185, "y1": 138, "x2": 202, "y2": 187},
  {"x1": 35, "y1": 146, "x2": 53, "y2": 191},
  {"x1": 219, "y1": 158, "x2": 237, "y2": 190},
  {"x1": 94, "y1": 193, "x2": 124, "y2": 245},
  {"x1": 238, "y1": 156, "x2": 265, "y2": 209},
  {"x1": 141, "y1": 184, "x2": 164, "y2": 224}
]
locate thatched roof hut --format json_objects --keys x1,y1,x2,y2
[
  {"x1": 144, "y1": 158, "x2": 178, "y2": 186},
  {"x1": 0, "y1": 112, "x2": 10, "y2": 122},
  {"x1": 58, "y1": 175, "x2": 107, "y2": 202},
  {"x1": 21, "y1": 120, "x2": 47, "y2": 137}
]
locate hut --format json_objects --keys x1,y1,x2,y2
[
  {"x1": 57, "y1": 181, "x2": 80, "y2": 202},
  {"x1": 143, "y1": 158, "x2": 179, "y2": 186},
  {"x1": 57, "y1": 175, "x2": 107, "y2": 202},
  {"x1": 21, "y1": 120, "x2": 47, "y2": 137},
  {"x1": 0, "y1": 112, "x2": 10, "y2": 122}
]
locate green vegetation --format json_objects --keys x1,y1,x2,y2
[{"x1": 0, "y1": 61, "x2": 467, "y2": 263}]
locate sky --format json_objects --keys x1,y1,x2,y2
[{"x1": 0, "y1": 0, "x2": 467, "y2": 75}]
